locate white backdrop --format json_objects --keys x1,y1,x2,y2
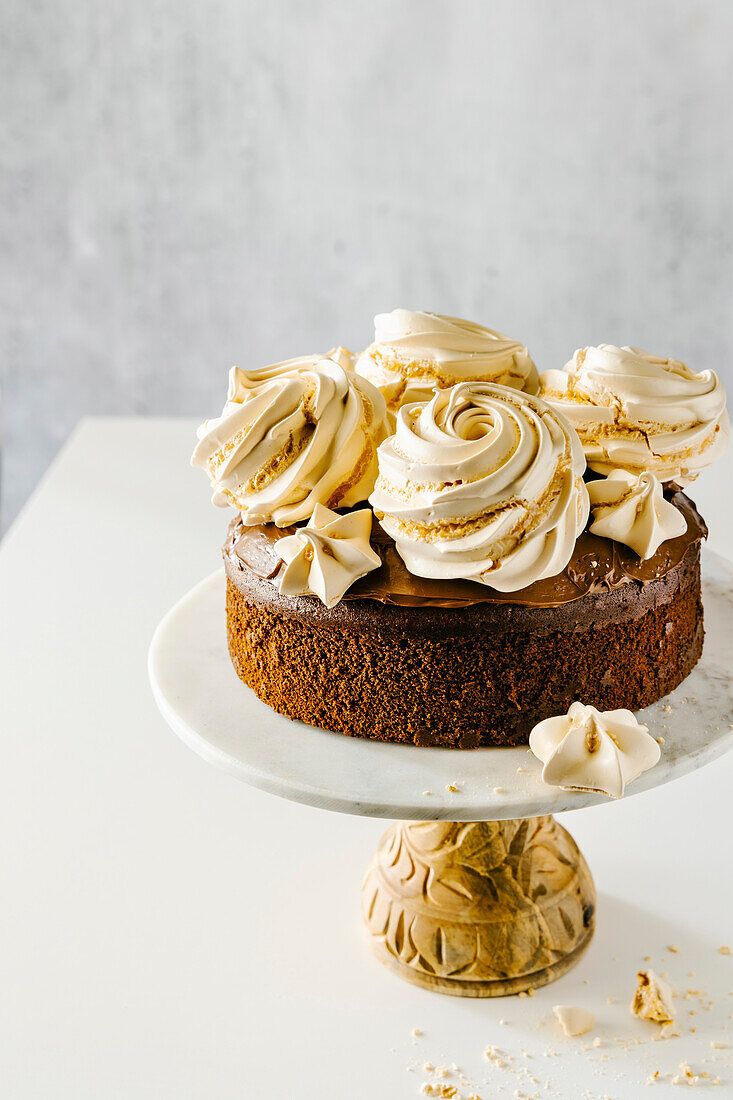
[{"x1": 3, "y1": 0, "x2": 733, "y2": 528}]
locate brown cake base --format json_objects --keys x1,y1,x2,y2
[{"x1": 224, "y1": 519, "x2": 704, "y2": 748}]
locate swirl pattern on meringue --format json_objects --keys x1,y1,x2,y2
[
  {"x1": 587, "y1": 470, "x2": 687, "y2": 560},
  {"x1": 539, "y1": 344, "x2": 729, "y2": 483},
  {"x1": 355, "y1": 310, "x2": 538, "y2": 421},
  {"x1": 191, "y1": 348, "x2": 389, "y2": 526},
  {"x1": 369, "y1": 382, "x2": 589, "y2": 592}
]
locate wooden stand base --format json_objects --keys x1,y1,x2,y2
[{"x1": 362, "y1": 816, "x2": 595, "y2": 997}]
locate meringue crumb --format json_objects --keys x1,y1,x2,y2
[
  {"x1": 516, "y1": 767, "x2": 528, "y2": 774},
  {"x1": 710, "y1": 1040, "x2": 728, "y2": 1049},
  {"x1": 592, "y1": 1037, "x2": 603, "y2": 1048},
  {"x1": 499, "y1": 1019, "x2": 508, "y2": 1025},
  {"x1": 446, "y1": 784, "x2": 459, "y2": 793},
  {"x1": 553, "y1": 1005, "x2": 595, "y2": 1036},
  {"x1": 493, "y1": 787, "x2": 506, "y2": 794},
  {"x1": 411, "y1": 1028, "x2": 422, "y2": 1037},
  {"x1": 666, "y1": 945, "x2": 680, "y2": 953},
  {"x1": 423, "y1": 1062, "x2": 434, "y2": 1072},
  {"x1": 719, "y1": 945, "x2": 731, "y2": 956},
  {"x1": 422, "y1": 791, "x2": 434, "y2": 796},
  {"x1": 656, "y1": 737, "x2": 665, "y2": 745},
  {"x1": 671, "y1": 1061, "x2": 699, "y2": 1086},
  {"x1": 484, "y1": 1046, "x2": 507, "y2": 1069}
]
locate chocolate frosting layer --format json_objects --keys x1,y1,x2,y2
[{"x1": 225, "y1": 491, "x2": 706, "y2": 609}]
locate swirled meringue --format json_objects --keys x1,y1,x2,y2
[
  {"x1": 275, "y1": 504, "x2": 381, "y2": 608},
  {"x1": 355, "y1": 310, "x2": 538, "y2": 421},
  {"x1": 369, "y1": 382, "x2": 589, "y2": 592},
  {"x1": 529, "y1": 701, "x2": 661, "y2": 798},
  {"x1": 539, "y1": 344, "x2": 729, "y2": 483},
  {"x1": 588, "y1": 470, "x2": 687, "y2": 559},
  {"x1": 191, "y1": 348, "x2": 389, "y2": 526}
]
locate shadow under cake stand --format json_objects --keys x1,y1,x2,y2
[{"x1": 148, "y1": 551, "x2": 733, "y2": 998}]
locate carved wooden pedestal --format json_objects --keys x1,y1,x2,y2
[{"x1": 362, "y1": 816, "x2": 595, "y2": 997}]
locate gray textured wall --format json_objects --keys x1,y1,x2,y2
[{"x1": 3, "y1": 0, "x2": 733, "y2": 529}]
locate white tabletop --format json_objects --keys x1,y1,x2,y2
[{"x1": 2, "y1": 417, "x2": 732, "y2": 1099}]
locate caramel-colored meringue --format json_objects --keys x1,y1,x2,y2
[
  {"x1": 191, "y1": 348, "x2": 389, "y2": 526},
  {"x1": 539, "y1": 344, "x2": 728, "y2": 483},
  {"x1": 274, "y1": 504, "x2": 381, "y2": 608},
  {"x1": 529, "y1": 701, "x2": 660, "y2": 798},
  {"x1": 631, "y1": 970, "x2": 676, "y2": 1026},
  {"x1": 369, "y1": 381, "x2": 589, "y2": 592},
  {"x1": 588, "y1": 470, "x2": 687, "y2": 559},
  {"x1": 356, "y1": 310, "x2": 538, "y2": 422}
]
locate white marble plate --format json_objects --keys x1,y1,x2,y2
[{"x1": 148, "y1": 550, "x2": 733, "y2": 821}]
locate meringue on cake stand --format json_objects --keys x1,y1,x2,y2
[{"x1": 148, "y1": 550, "x2": 733, "y2": 998}]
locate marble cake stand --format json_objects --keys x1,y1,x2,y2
[{"x1": 149, "y1": 551, "x2": 733, "y2": 998}]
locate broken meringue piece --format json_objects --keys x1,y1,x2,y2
[
  {"x1": 553, "y1": 1005, "x2": 595, "y2": 1037},
  {"x1": 631, "y1": 969, "x2": 676, "y2": 1025},
  {"x1": 529, "y1": 701, "x2": 661, "y2": 798}
]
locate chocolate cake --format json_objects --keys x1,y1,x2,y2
[
  {"x1": 223, "y1": 492, "x2": 705, "y2": 748},
  {"x1": 191, "y1": 319, "x2": 726, "y2": 752}
]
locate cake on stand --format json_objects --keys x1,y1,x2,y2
[{"x1": 148, "y1": 551, "x2": 733, "y2": 998}]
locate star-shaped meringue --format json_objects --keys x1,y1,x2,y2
[
  {"x1": 529, "y1": 701, "x2": 661, "y2": 798},
  {"x1": 275, "y1": 504, "x2": 381, "y2": 608},
  {"x1": 588, "y1": 469, "x2": 687, "y2": 559}
]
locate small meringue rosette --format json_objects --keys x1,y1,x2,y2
[
  {"x1": 369, "y1": 381, "x2": 589, "y2": 592},
  {"x1": 191, "y1": 348, "x2": 389, "y2": 526},
  {"x1": 539, "y1": 344, "x2": 729, "y2": 483},
  {"x1": 275, "y1": 504, "x2": 381, "y2": 608},
  {"x1": 529, "y1": 701, "x2": 661, "y2": 799},
  {"x1": 355, "y1": 309, "x2": 538, "y2": 422},
  {"x1": 588, "y1": 469, "x2": 688, "y2": 559}
]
